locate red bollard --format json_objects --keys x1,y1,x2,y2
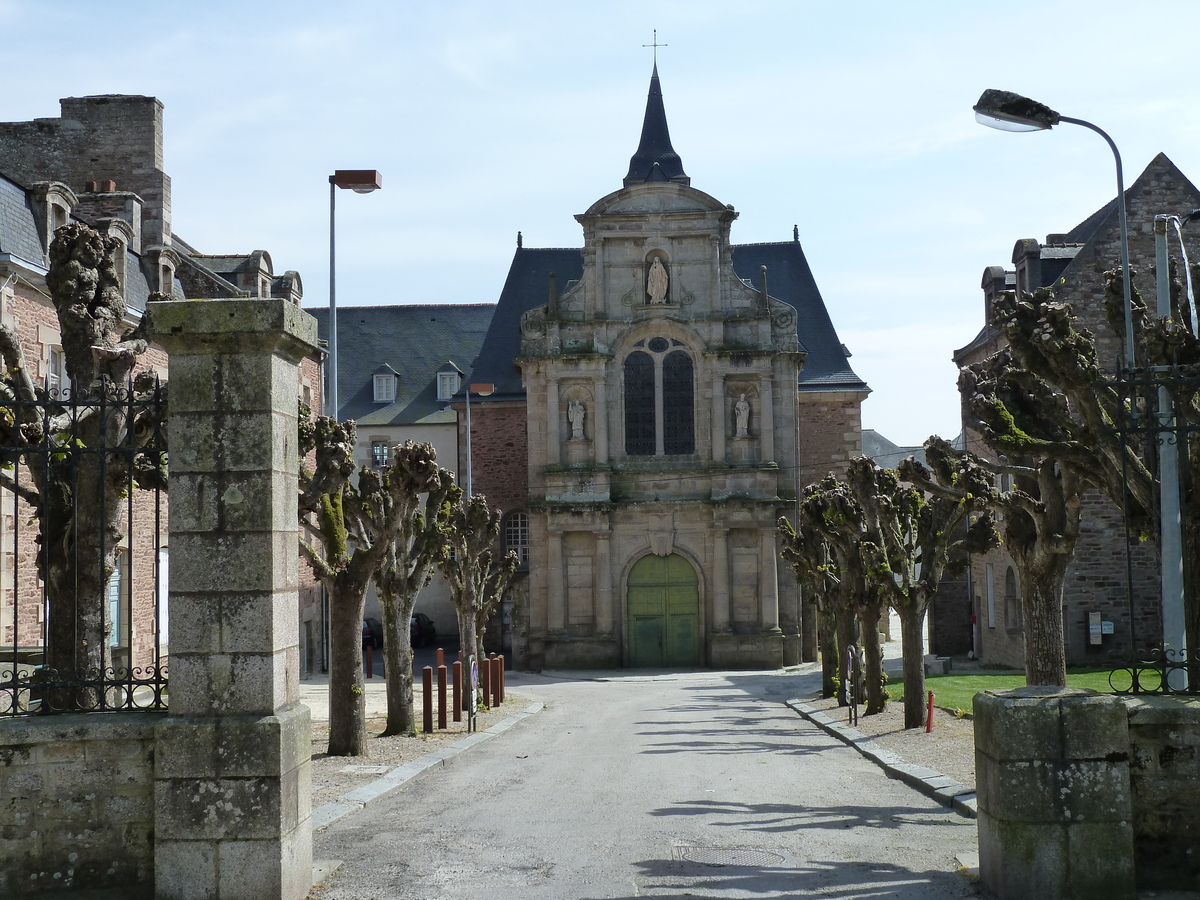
[
  {"x1": 452, "y1": 660, "x2": 462, "y2": 722},
  {"x1": 491, "y1": 656, "x2": 501, "y2": 708},
  {"x1": 925, "y1": 690, "x2": 935, "y2": 734},
  {"x1": 498, "y1": 654, "x2": 505, "y2": 704},
  {"x1": 480, "y1": 656, "x2": 491, "y2": 708},
  {"x1": 436, "y1": 647, "x2": 444, "y2": 668},
  {"x1": 437, "y1": 664, "x2": 448, "y2": 730},
  {"x1": 422, "y1": 666, "x2": 433, "y2": 734}
]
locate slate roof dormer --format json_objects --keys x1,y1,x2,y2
[{"x1": 623, "y1": 64, "x2": 690, "y2": 187}]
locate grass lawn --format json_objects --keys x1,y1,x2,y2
[{"x1": 886, "y1": 667, "x2": 1115, "y2": 716}]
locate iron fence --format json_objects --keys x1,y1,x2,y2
[
  {"x1": 1107, "y1": 362, "x2": 1200, "y2": 694},
  {"x1": 0, "y1": 374, "x2": 167, "y2": 715}
]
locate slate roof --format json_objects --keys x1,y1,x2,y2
[
  {"x1": 0, "y1": 171, "x2": 158, "y2": 314},
  {"x1": 468, "y1": 240, "x2": 866, "y2": 398},
  {"x1": 0, "y1": 174, "x2": 48, "y2": 271},
  {"x1": 307, "y1": 303, "x2": 496, "y2": 424}
]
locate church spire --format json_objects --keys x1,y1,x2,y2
[{"x1": 623, "y1": 63, "x2": 690, "y2": 187}]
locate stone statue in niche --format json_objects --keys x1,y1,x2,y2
[
  {"x1": 647, "y1": 257, "x2": 669, "y2": 304},
  {"x1": 734, "y1": 393, "x2": 751, "y2": 437},
  {"x1": 568, "y1": 398, "x2": 586, "y2": 440}
]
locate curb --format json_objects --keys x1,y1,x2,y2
[
  {"x1": 786, "y1": 699, "x2": 977, "y2": 819},
  {"x1": 313, "y1": 701, "x2": 545, "y2": 831}
]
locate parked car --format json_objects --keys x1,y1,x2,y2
[{"x1": 410, "y1": 613, "x2": 437, "y2": 647}]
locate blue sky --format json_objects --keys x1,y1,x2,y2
[{"x1": 6, "y1": 0, "x2": 1200, "y2": 445}]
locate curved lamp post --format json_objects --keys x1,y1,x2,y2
[
  {"x1": 328, "y1": 169, "x2": 383, "y2": 419},
  {"x1": 973, "y1": 89, "x2": 1134, "y2": 368}
]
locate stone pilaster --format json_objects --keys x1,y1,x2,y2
[
  {"x1": 975, "y1": 687, "x2": 1135, "y2": 900},
  {"x1": 149, "y1": 299, "x2": 316, "y2": 900}
]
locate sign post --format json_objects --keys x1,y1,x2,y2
[{"x1": 468, "y1": 655, "x2": 478, "y2": 733}]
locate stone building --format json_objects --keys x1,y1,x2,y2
[
  {"x1": 0, "y1": 95, "x2": 322, "y2": 677},
  {"x1": 954, "y1": 153, "x2": 1200, "y2": 667},
  {"x1": 307, "y1": 303, "x2": 495, "y2": 634},
  {"x1": 464, "y1": 66, "x2": 867, "y2": 670}
]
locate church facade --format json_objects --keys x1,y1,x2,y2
[{"x1": 464, "y1": 67, "x2": 867, "y2": 670}]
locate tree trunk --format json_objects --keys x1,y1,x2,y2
[
  {"x1": 327, "y1": 572, "x2": 370, "y2": 756},
  {"x1": 834, "y1": 603, "x2": 859, "y2": 707},
  {"x1": 898, "y1": 605, "x2": 928, "y2": 730},
  {"x1": 379, "y1": 594, "x2": 417, "y2": 737},
  {"x1": 857, "y1": 601, "x2": 887, "y2": 715},
  {"x1": 801, "y1": 589, "x2": 819, "y2": 662},
  {"x1": 1022, "y1": 563, "x2": 1068, "y2": 686},
  {"x1": 459, "y1": 605, "x2": 479, "y2": 706},
  {"x1": 819, "y1": 606, "x2": 837, "y2": 698}
]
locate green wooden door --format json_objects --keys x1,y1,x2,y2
[{"x1": 627, "y1": 554, "x2": 700, "y2": 667}]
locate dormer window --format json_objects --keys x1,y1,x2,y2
[
  {"x1": 437, "y1": 371, "x2": 461, "y2": 402},
  {"x1": 373, "y1": 373, "x2": 396, "y2": 403}
]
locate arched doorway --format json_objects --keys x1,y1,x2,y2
[{"x1": 627, "y1": 554, "x2": 700, "y2": 667}]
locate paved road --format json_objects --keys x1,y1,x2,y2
[{"x1": 313, "y1": 667, "x2": 978, "y2": 899}]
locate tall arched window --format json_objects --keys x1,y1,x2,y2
[
  {"x1": 624, "y1": 351, "x2": 656, "y2": 455},
  {"x1": 1004, "y1": 567, "x2": 1022, "y2": 632},
  {"x1": 662, "y1": 351, "x2": 694, "y2": 455},
  {"x1": 623, "y1": 339, "x2": 694, "y2": 456}
]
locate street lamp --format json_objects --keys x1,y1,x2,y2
[
  {"x1": 463, "y1": 382, "x2": 495, "y2": 497},
  {"x1": 973, "y1": 89, "x2": 1134, "y2": 368},
  {"x1": 327, "y1": 169, "x2": 382, "y2": 419}
]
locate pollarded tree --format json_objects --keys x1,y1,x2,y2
[
  {"x1": 439, "y1": 487, "x2": 518, "y2": 679},
  {"x1": 779, "y1": 512, "x2": 845, "y2": 700},
  {"x1": 298, "y1": 419, "x2": 442, "y2": 756},
  {"x1": 0, "y1": 223, "x2": 165, "y2": 706},
  {"x1": 878, "y1": 440, "x2": 1000, "y2": 727},
  {"x1": 781, "y1": 472, "x2": 889, "y2": 714},
  {"x1": 372, "y1": 443, "x2": 454, "y2": 737}
]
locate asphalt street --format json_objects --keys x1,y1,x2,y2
[{"x1": 312, "y1": 666, "x2": 978, "y2": 899}]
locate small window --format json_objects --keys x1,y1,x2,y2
[
  {"x1": 47, "y1": 346, "x2": 68, "y2": 399},
  {"x1": 373, "y1": 373, "x2": 395, "y2": 403},
  {"x1": 505, "y1": 512, "x2": 529, "y2": 567},
  {"x1": 437, "y1": 372, "x2": 460, "y2": 402},
  {"x1": 371, "y1": 440, "x2": 390, "y2": 468}
]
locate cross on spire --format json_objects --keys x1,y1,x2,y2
[{"x1": 643, "y1": 29, "x2": 666, "y2": 65}]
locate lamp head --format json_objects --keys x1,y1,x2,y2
[
  {"x1": 973, "y1": 89, "x2": 1060, "y2": 132},
  {"x1": 331, "y1": 170, "x2": 383, "y2": 192}
]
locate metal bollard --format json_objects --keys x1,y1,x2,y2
[
  {"x1": 498, "y1": 654, "x2": 505, "y2": 704},
  {"x1": 437, "y1": 664, "x2": 448, "y2": 730},
  {"x1": 452, "y1": 660, "x2": 462, "y2": 722},
  {"x1": 422, "y1": 666, "x2": 433, "y2": 734},
  {"x1": 491, "y1": 656, "x2": 501, "y2": 708},
  {"x1": 925, "y1": 690, "x2": 935, "y2": 734},
  {"x1": 436, "y1": 646, "x2": 444, "y2": 668},
  {"x1": 480, "y1": 655, "x2": 491, "y2": 708}
]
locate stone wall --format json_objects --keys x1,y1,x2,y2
[
  {"x1": 1125, "y1": 696, "x2": 1200, "y2": 889},
  {"x1": 976, "y1": 687, "x2": 1200, "y2": 897},
  {"x1": 0, "y1": 713, "x2": 160, "y2": 898},
  {"x1": 797, "y1": 390, "x2": 863, "y2": 487}
]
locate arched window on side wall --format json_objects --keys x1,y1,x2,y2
[{"x1": 1004, "y1": 566, "x2": 1022, "y2": 632}]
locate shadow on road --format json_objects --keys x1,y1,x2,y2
[{"x1": 576, "y1": 857, "x2": 974, "y2": 900}]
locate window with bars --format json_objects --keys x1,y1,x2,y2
[
  {"x1": 504, "y1": 511, "x2": 529, "y2": 567},
  {"x1": 623, "y1": 340, "x2": 694, "y2": 456}
]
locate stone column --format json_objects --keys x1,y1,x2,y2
[
  {"x1": 975, "y1": 687, "x2": 1134, "y2": 900},
  {"x1": 759, "y1": 529, "x2": 780, "y2": 631},
  {"x1": 760, "y1": 377, "x2": 774, "y2": 463},
  {"x1": 150, "y1": 299, "x2": 316, "y2": 900},
  {"x1": 712, "y1": 375, "x2": 726, "y2": 463},
  {"x1": 595, "y1": 530, "x2": 613, "y2": 634},
  {"x1": 594, "y1": 380, "x2": 608, "y2": 465},
  {"x1": 712, "y1": 527, "x2": 730, "y2": 633},
  {"x1": 547, "y1": 528, "x2": 565, "y2": 632},
  {"x1": 546, "y1": 379, "x2": 561, "y2": 467}
]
